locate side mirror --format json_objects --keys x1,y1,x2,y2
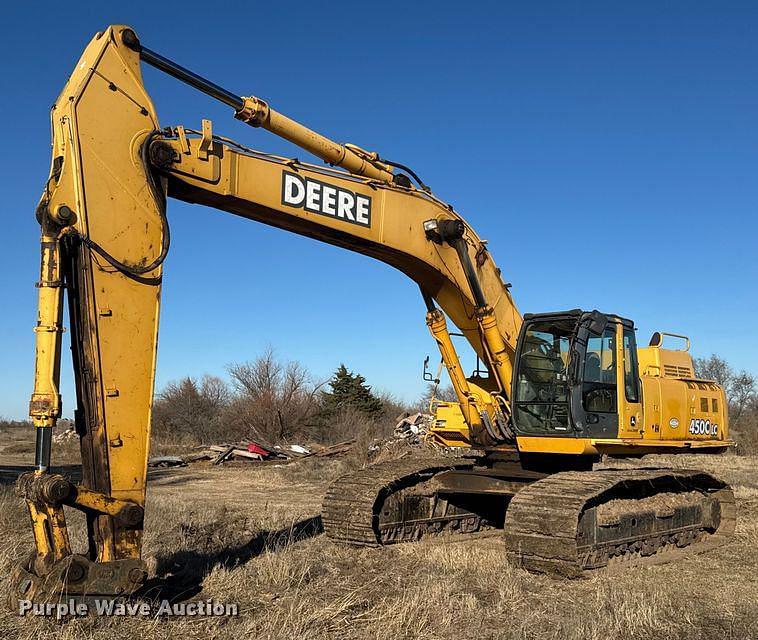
[{"x1": 422, "y1": 356, "x2": 438, "y2": 383}]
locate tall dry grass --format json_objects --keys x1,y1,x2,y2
[{"x1": 1, "y1": 453, "x2": 756, "y2": 640}]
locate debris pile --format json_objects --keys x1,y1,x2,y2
[
  {"x1": 394, "y1": 413, "x2": 431, "y2": 444},
  {"x1": 208, "y1": 443, "x2": 290, "y2": 465},
  {"x1": 148, "y1": 438, "x2": 358, "y2": 468},
  {"x1": 146, "y1": 416, "x2": 441, "y2": 470},
  {"x1": 53, "y1": 426, "x2": 78, "y2": 444}
]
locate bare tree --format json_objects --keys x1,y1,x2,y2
[
  {"x1": 694, "y1": 354, "x2": 734, "y2": 389},
  {"x1": 694, "y1": 354, "x2": 757, "y2": 422},
  {"x1": 694, "y1": 354, "x2": 758, "y2": 453},
  {"x1": 200, "y1": 375, "x2": 231, "y2": 408},
  {"x1": 731, "y1": 371, "x2": 757, "y2": 423},
  {"x1": 226, "y1": 347, "x2": 323, "y2": 443},
  {"x1": 418, "y1": 383, "x2": 458, "y2": 412},
  {"x1": 376, "y1": 390, "x2": 412, "y2": 422},
  {"x1": 152, "y1": 375, "x2": 231, "y2": 443}
]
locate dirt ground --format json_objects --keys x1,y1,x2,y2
[{"x1": 0, "y1": 424, "x2": 756, "y2": 640}]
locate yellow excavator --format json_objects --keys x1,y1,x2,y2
[{"x1": 13, "y1": 25, "x2": 735, "y2": 603}]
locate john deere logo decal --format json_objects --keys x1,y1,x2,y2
[{"x1": 281, "y1": 171, "x2": 371, "y2": 228}]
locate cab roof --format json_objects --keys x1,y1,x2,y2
[{"x1": 522, "y1": 309, "x2": 635, "y2": 329}]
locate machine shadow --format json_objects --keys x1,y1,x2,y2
[{"x1": 139, "y1": 515, "x2": 324, "y2": 602}]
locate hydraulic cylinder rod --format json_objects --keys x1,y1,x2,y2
[
  {"x1": 120, "y1": 29, "x2": 243, "y2": 110},
  {"x1": 426, "y1": 308, "x2": 475, "y2": 424},
  {"x1": 120, "y1": 28, "x2": 394, "y2": 183},
  {"x1": 29, "y1": 219, "x2": 65, "y2": 472}
]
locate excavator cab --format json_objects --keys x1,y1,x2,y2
[
  {"x1": 512, "y1": 309, "x2": 631, "y2": 439},
  {"x1": 426, "y1": 306, "x2": 731, "y2": 458},
  {"x1": 512, "y1": 309, "x2": 731, "y2": 458}
]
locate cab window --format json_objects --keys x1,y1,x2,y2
[
  {"x1": 514, "y1": 320, "x2": 573, "y2": 433},
  {"x1": 582, "y1": 327, "x2": 617, "y2": 413},
  {"x1": 623, "y1": 329, "x2": 640, "y2": 403}
]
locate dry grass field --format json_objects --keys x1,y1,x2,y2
[{"x1": 0, "y1": 424, "x2": 756, "y2": 640}]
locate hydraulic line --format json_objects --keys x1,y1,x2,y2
[{"x1": 73, "y1": 131, "x2": 169, "y2": 285}]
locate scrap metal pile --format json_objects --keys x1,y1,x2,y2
[{"x1": 147, "y1": 438, "x2": 357, "y2": 468}]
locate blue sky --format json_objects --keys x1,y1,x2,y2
[{"x1": 1, "y1": 1, "x2": 756, "y2": 419}]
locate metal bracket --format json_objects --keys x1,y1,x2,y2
[
  {"x1": 198, "y1": 118, "x2": 213, "y2": 160},
  {"x1": 175, "y1": 125, "x2": 191, "y2": 155}
]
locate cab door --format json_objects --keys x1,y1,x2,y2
[
  {"x1": 572, "y1": 322, "x2": 620, "y2": 438},
  {"x1": 617, "y1": 325, "x2": 643, "y2": 438}
]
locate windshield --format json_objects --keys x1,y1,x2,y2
[{"x1": 513, "y1": 319, "x2": 575, "y2": 433}]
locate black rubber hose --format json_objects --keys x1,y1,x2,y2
[{"x1": 75, "y1": 130, "x2": 169, "y2": 285}]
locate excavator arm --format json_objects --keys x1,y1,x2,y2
[{"x1": 13, "y1": 25, "x2": 521, "y2": 601}]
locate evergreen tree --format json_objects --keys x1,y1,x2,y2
[{"x1": 318, "y1": 364, "x2": 384, "y2": 420}]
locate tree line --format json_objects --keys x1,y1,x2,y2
[
  {"x1": 694, "y1": 355, "x2": 757, "y2": 453},
  {"x1": 2, "y1": 350, "x2": 755, "y2": 453},
  {"x1": 151, "y1": 348, "x2": 403, "y2": 445}
]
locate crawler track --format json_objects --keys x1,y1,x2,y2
[
  {"x1": 504, "y1": 468, "x2": 736, "y2": 577},
  {"x1": 322, "y1": 456, "x2": 475, "y2": 545},
  {"x1": 323, "y1": 459, "x2": 735, "y2": 577}
]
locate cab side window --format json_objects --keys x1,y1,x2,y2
[{"x1": 623, "y1": 329, "x2": 640, "y2": 403}]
